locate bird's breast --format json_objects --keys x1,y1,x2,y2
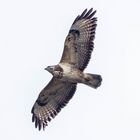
[
  {"x1": 59, "y1": 63, "x2": 83, "y2": 83},
  {"x1": 59, "y1": 63, "x2": 72, "y2": 75}
]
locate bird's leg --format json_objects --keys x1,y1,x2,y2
[{"x1": 53, "y1": 71, "x2": 63, "y2": 78}]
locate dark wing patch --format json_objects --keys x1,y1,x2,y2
[
  {"x1": 31, "y1": 78, "x2": 77, "y2": 130},
  {"x1": 60, "y1": 8, "x2": 97, "y2": 71}
]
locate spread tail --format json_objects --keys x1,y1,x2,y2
[{"x1": 83, "y1": 73, "x2": 102, "y2": 89}]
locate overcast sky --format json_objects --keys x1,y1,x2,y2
[{"x1": 0, "y1": 0, "x2": 140, "y2": 140}]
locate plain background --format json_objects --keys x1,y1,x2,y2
[{"x1": 0, "y1": 0, "x2": 140, "y2": 140}]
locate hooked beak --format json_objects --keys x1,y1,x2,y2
[
  {"x1": 44, "y1": 66, "x2": 54, "y2": 73},
  {"x1": 44, "y1": 66, "x2": 49, "y2": 71}
]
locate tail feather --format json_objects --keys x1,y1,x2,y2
[{"x1": 83, "y1": 73, "x2": 102, "y2": 89}]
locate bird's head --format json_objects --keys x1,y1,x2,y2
[
  {"x1": 45, "y1": 65, "x2": 55, "y2": 75},
  {"x1": 45, "y1": 64, "x2": 63, "y2": 78}
]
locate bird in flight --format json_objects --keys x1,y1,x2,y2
[{"x1": 31, "y1": 8, "x2": 102, "y2": 130}]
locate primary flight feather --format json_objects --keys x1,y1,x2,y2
[{"x1": 31, "y1": 8, "x2": 102, "y2": 130}]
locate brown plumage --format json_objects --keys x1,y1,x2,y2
[
  {"x1": 31, "y1": 8, "x2": 102, "y2": 130},
  {"x1": 60, "y1": 8, "x2": 97, "y2": 71},
  {"x1": 32, "y1": 78, "x2": 76, "y2": 130}
]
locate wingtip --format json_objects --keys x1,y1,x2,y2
[
  {"x1": 72, "y1": 8, "x2": 97, "y2": 25},
  {"x1": 80, "y1": 8, "x2": 96, "y2": 19},
  {"x1": 32, "y1": 114, "x2": 35, "y2": 122}
]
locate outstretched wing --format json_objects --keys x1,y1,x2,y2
[
  {"x1": 60, "y1": 8, "x2": 97, "y2": 71},
  {"x1": 31, "y1": 78, "x2": 77, "y2": 130}
]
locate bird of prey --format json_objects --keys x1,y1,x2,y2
[{"x1": 31, "y1": 8, "x2": 102, "y2": 130}]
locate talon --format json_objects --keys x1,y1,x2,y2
[
  {"x1": 59, "y1": 72, "x2": 63, "y2": 77},
  {"x1": 54, "y1": 71, "x2": 63, "y2": 78}
]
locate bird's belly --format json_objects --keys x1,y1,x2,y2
[{"x1": 63, "y1": 72, "x2": 83, "y2": 83}]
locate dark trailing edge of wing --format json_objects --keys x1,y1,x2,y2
[{"x1": 56, "y1": 84, "x2": 77, "y2": 113}]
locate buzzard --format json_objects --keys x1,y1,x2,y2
[{"x1": 31, "y1": 8, "x2": 102, "y2": 130}]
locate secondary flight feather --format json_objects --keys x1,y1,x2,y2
[{"x1": 31, "y1": 8, "x2": 102, "y2": 130}]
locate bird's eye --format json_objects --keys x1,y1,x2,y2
[{"x1": 49, "y1": 66, "x2": 54, "y2": 70}]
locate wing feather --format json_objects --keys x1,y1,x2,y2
[
  {"x1": 31, "y1": 78, "x2": 77, "y2": 130},
  {"x1": 60, "y1": 8, "x2": 97, "y2": 71}
]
